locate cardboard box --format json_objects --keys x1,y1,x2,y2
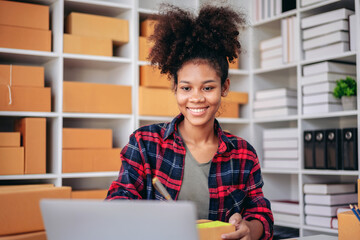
[
  {"x1": 197, "y1": 221, "x2": 235, "y2": 240},
  {"x1": 63, "y1": 81, "x2": 132, "y2": 114},
  {"x1": 224, "y1": 91, "x2": 248, "y2": 104},
  {"x1": 72, "y1": 189, "x2": 108, "y2": 199},
  {"x1": 140, "y1": 19, "x2": 158, "y2": 37},
  {"x1": 14, "y1": 118, "x2": 46, "y2": 174},
  {"x1": 218, "y1": 102, "x2": 239, "y2": 118},
  {"x1": 62, "y1": 148, "x2": 122, "y2": 173},
  {"x1": 62, "y1": 128, "x2": 113, "y2": 149},
  {"x1": 0, "y1": 231, "x2": 47, "y2": 240},
  {"x1": 0, "y1": 65, "x2": 44, "y2": 87},
  {"x1": 229, "y1": 58, "x2": 239, "y2": 69},
  {"x1": 0, "y1": 147, "x2": 24, "y2": 175},
  {"x1": 138, "y1": 86, "x2": 179, "y2": 117},
  {"x1": 338, "y1": 211, "x2": 360, "y2": 240},
  {"x1": 0, "y1": 86, "x2": 51, "y2": 112},
  {"x1": 0, "y1": 25, "x2": 51, "y2": 52},
  {"x1": 358, "y1": 179, "x2": 359, "y2": 206},
  {"x1": 139, "y1": 36, "x2": 154, "y2": 61},
  {"x1": 65, "y1": 12, "x2": 129, "y2": 45},
  {"x1": 63, "y1": 34, "x2": 112, "y2": 57},
  {"x1": 0, "y1": 132, "x2": 20, "y2": 147},
  {"x1": 0, "y1": 186, "x2": 71, "y2": 236},
  {"x1": 140, "y1": 65, "x2": 170, "y2": 88},
  {"x1": 0, "y1": 1, "x2": 49, "y2": 30},
  {"x1": 0, "y1": 184, "x2": 53, "y2": 190}
]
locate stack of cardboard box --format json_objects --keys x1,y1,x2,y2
[
  {"x1": 72, "y1": 189, "x2": 108, "y2": 200},
  {"x1": 0, "y1": 1, "x2": 51, "y2": 51},
  {"x1": 139, "y1": 19, "x2": 156, "y2": 61},
  {"x1": 0, "y1": 184, "x2": 71, "y2": 239},
  {"x1": 0, "y1": 118, "x2": 46, "y2": 175},
  {"x1": 64, "y1": 12, "x2": 129, "y2": 56},
  {"x1": 0, "y1": 64, "x2": 51, "y2": 112},
  {"x1": 62, "y1": 128, "x2": 121, "y2": 173}
]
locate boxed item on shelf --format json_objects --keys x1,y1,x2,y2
[
  {"x1": 0, "y1": 147, "x2": 24, "y2": 175},
  {"x1": 260, "y1": 56, "x2": 283, "y2": 69},
  {"x1": 139, "y1": 36, "x2": 154, "y2": 61},
  {"x1": 140, "y1": 19, "x2": 158, "y2": 37},
  {"x1": 305, "y1": 193, "x2": 357, "y2": 205},
  {"x1": 62, "y1": 128, "x2": 113, "y2": 149},
  {"x1": 301, "y1": 72, "x2": 355, "y2": 86},
  {"x1": 255, "y1": 88, "x2": 297, "y2": 100},
  {"x1": 0, "y1": 186, "x2": 71, "y2": 236},
  {"x1": 301, "y1": 8, "x2": 354, "y2": 29},
  {"x1": 302, "y1": 19, "x2": 349, "y2": 40},
  {"x1": 140, "y1": 65, "x2": 170, "y2": 88},
  {"x1": 0, "y1": 25, "x2": 51, "y2": 52},
  {"x1": 0, "y1": 86, "x2": 51, "y2": 112},
  {"x1": 260, "y1": 47, "x2": 282, "y2": 60},
  {"x1": 303, "y1": 31, "x2": 349, "y2": 51},
  {"x1": 254, "y1": 96, "x2": 297, "y2": 109},
  {"x1": 263, "y1": 139, "x2": 298, "y2": 149},
  {"x1": 63, "y1": 34, "x2": 112, "y2": 57},
  {"x1": 301, "y1": 0, "x2": 327, "y2": 7},
  {"x1": 349, "y1": 14, "x2": 357, "y2": 51},
  {"x1": 0, "y1": 231, "x2": 47, "y2": 240},
  {"x1": 259, "y1": 36, "x2": 282, "y2": 51},
  {"x1": 302, "y1": 82, "x2": 336, "y2": 95},
  {"x1": 62, "y1": 148, "x2": 122, "y2": 173},
  {"x1": 263, "y1": 160, "x2": 298, "y2": 169},
  {"x1": 264, "y1": 149, "x2": 298, "y2": 159},
  {"x1": 228, "y1": 58, "x2": 239, "y2": 69},
  {"x1": 305, "y1": 204, "x2": 348, "y2": 217},
  {"x1": 302, "y1": 61, "x2": 356, "y2": 76},
  {"x1": 63, "y1": 81, "x2": 132, "y2": 114},
  {"x1": 15, "y1": 118, "x2": 46, "y2": 174},
  {"x1": 218, "y1": 102, "x2": 239, "y2": 118},
  {"x1": 197, "y1": 221, "x2": 235, "y2": 240},
  {"x1": 263, "y1": 128, "x2": 298, "y2": 140},
  {"x1": 65, "y1": 12, "x2": 129, "y2": 45},
  {"x1": 273, "y1": 212, "x2": 300, "y2": 224},
  {"x1": 0, "y1": 0, "x2": 49, "y2": 30},
  {"x1": 304, "y1": 183, "x2": 356, "y2": 195},
  {"x1": 223, "y1": 91, "x2": 248, "y2": 104},
  {"x1": 72, "y1": 189, "x2": 108, "y2": 199},
  {"x1": 0, "y1": 65, "x2": 44, "y2": 87},
  {"x1": 304, "y1": 42, "x2": 349, "y2": 60},
  {"x1": 0, "y1": 132, "x2": 20, "y2": 147},
  {"x1": 271, "y1": 200, "x2": 300, "y2": 215},
  {"x1": 338, "y1": 211, "x2": 360, "y2": 240},
  {"x1": 303, "y1": 93, "x2": 340, "y2": 105},
  {"x1": 254, "y1": 107, "x2": 297, "y2": 118},
  {"x1": 305, "y1": 215, "x2": 338, "y2": 229},
  {"x1": 281, "y1": 16, "x2": 297, "y2": 63},
  {"x1": 138, "y1": 86, "x2": 178, "y2": 116},
  {"x1": 303, "y1": 103, "x2": 342, "y2": 114}
]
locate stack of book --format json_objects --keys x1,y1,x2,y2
[
  {"x1": 301, "y1": 8, "x2": 354, "y2": 60},
  {"x1": 263, "y1": 127, "x2": 298, "y2": 169},
  {"x1": 281, "y1": 16, "x2": 298, "y2": 64},
  {"x1": 301, "y1": 61, "x2": 357, "y2": 114},
  {"x1": 301, "y1": 0, "x2": 327, "y2": 7},
  {"x1": 254, "y1": 88, "x2": 297, "y2": 118},
  {"x1": 304, "y1": 183, "x2": 357, "y2": 229},
  {"x1": 253, "y1": 0, "x2": 296, "y2": 22},
  {"x1": 260, "y1": 36, "x2": 282, "y2": 69},
  {"x1": 271, "y1": 200, "x2": 300, "y2": 225}
]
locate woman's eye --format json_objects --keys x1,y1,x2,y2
[
  {"x1": 203, "y1": 87, "x2": 213, "y2": 91},
  {"x1": 181, "y1": 87, "x2": 190, "y2": 91}
]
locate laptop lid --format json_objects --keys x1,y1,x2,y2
[{"x1": 40, "y1": 199, "x2": 199, "y2": 240}]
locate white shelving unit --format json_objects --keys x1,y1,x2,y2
[{"x1": 0, "y1": 0, "x2": 359, "y2": 237}]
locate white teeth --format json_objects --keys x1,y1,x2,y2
[{"x1": 189, "y1": 108, "x2": 205, "y2": 113}]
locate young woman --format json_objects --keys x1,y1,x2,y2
[{"x1": 107, "y1": 4, "x2": 273, "y2": 240}]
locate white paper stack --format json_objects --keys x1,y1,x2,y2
[
  {"x1": 254, "y1": 88, "x2": 297, "y2": 118},
  {"x1": 271, "y1": 200, "x2": 300, "y2": 224},
  {"x1": 301, "y1": 61, "x2": 356, "y2": 114},
  {"x1": 301, "y1": 8, "x2": 354, "y2": 60},
  {"x1": 282, "y1": 16, "x2": 298, "y2": 64},
  {"x1": 349, "y1": 15, "x2": 357, "y2": 51},
  {"x1": 303, "y1": 183, "x2": 357, "y2": 229},
  {"x1": 253, "y1": 0, "x2": 282, "y2": 22},
  {"x1": 259, "y1": 36, "x2": 283, "y2": 69},
  {"x1": 262, "y1": 127, "x2": 298, "y2": 169}
]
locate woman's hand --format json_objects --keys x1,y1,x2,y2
[{"x1": 221, "y1": 213, "x2": 263, "y2": 240}]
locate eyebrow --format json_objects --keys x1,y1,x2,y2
[{"x1": 178, "y1": 80, "x2": 217, "y2": 84}]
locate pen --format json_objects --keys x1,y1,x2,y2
[
  {"x1": 354, "y1": 205, "x2": 360, "y2": 218},
  {"x1": 349, "y1": 204, "x2": 360, "y2": 222},
  {"x1": 152, "y1": 177, "x2": 173, "y2": 201}
]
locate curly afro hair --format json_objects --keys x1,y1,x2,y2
[{"x1": 148, "y1": 3, "x2": 246, "y2": 88}]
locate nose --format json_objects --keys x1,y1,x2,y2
[{"x1": 189, "y1": 90, "x2": 205, "y2": 102}]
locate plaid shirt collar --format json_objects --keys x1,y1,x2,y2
[{"x1": 163, "y1": 113, "x2": 236, "y2": 154}]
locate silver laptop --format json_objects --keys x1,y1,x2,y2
[{"x1": 40, "y1": 199, "x2": 198, "y2": 240}]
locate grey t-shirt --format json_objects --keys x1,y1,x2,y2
[{"x1": 177, "y1": 141, "x2": 211, "y2": 219}]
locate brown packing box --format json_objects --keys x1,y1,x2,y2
[
  {"x1": 139, "y1": 36, "x2": 154, "y2": 61},
  {"x1": 63, "y1": 34, "x2": 113, "y2": 57},
  {"x1": 0, "y1": 147, "x2": 24, "y2": 175},
  {"x1": 338, "y1": 211, "x2": 360, "y2": 240},
  {"x1": 0, "y1": 65, "x2": 44, "y2": 87},
  {"x1": 140, "y1": 65, "x2": 170, "y2": 88},
  {"x1": 63, "y1": 81, "x2": 132, "y2": 114},
  {"x1": 218, "y1": 102, "x2": 239, "y2": 118},
  {"x1": 63, "y1": 128, "x2": 113, "y2": 149},
  {"x1": 0, "y1": 184, "x2": 54, "y2": 190},
  {"x1": 0, "y1": 86, "x2": 51, "y2": 112},
  {"x1": 138, "y1": 86, "x2": 179, "y2": 117},
  {"x1": 229, "y1": 58, "x2": 239, "y2": 69},
  {"x1": 0, "y1": 186, "x2": 71, "y2": 236},
  {"x1": 0, "y1": 132, "x2": 20, "y2": 147},
  {"x1": 14, "y1": 118, "x2": 46, "y2": 174},
  {"x1": 65, "y1": 12, "x2": 129, "y2": 45},
  {"x1": 0, "y1": 0, "x2": 49, "y2": 30},
  {"x1": 197, "y1": 221, "x2": 235, "y2": 240},
  {"x1": 0, "y1": 25, "x2": 51, "y2": 52},
  {"x1": 224, "y1": 91, "x2": 249, "y2": 104},
  {"x1": 62, "y1": 148, "x2": 122, "y2": 173},
  {"x1": 140, "y1": 19, "x2": 158, "y2": 37},
  {"x1": 72, "y1": 189, "x2": 108, "y2": 199},
  {"x1": 0, "y1": 231, "x2": 47, "y2": 240}
]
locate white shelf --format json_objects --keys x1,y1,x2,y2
[
  {"x1": 253, "y1": 63, "x2": 297, "y2": 74},
  {"x1": 138, "y1": 8, "x2": 158, "y2": 15},
  {"x1": 64, "y1": 0, "x2": 132, "y2": 16},
  {"x1": 301, "y1": 110, "x2": 358, "y2": 120},
  {"x1": 0, "y1": 174, "x2": 58, "y2": 180},
  {"x1": 300, "y1": 51, "x2": 356, "y2": 65},
  {"x1": 61, "y1": 172, "x2": 119, "y2": 178},
  {"x1": 138, "y1": 116, "x2": 173, "y2": 122},
  {"x1": 0, "y1": 48, "x2": 58, "y2": 64},
  {"x1": 0, "y1": 111, "x2": 59, "y2": 118},
  {"x1": 302, "y1": 225, "x2": 338, "y2": 234},
  {"x1": 253, "y1": 115, "x2": 298, "y2": 123},
  {"x1": 301, "y1": 169, "x2": 359, "y2": 176},
  {"x1": 63, "y1": 53, "x2": 131, "y2": 64},
  {"x1": 262, "y1": 168, "x2": 299, "y2": 174},
  {"x1": 62, "y1": 113, "x2": 132, "y2": 119},
  {"x1": 229, "y1": 69, "x2": 249, "y2": 75},
  {"x1": 217, "y1": 118, "x2": 250, "y2": 124},
  {"x1": 299, "y1": 0, "x2": 350, "y2": 12}
]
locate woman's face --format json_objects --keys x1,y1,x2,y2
[{"x1": 175, "y1": 61, "x2": 229, "y2": 128}]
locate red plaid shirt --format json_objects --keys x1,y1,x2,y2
[{"x1": 107, "y1": 114, "x2": 273, "y2": 239}]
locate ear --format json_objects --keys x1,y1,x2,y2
[{"x1": 221, "y1": 78, "x2": 230, "y2": 97}]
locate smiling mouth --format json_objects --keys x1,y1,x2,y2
[{"x1": 187, "y1": 107, "x2": 208, "y2": 113}]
